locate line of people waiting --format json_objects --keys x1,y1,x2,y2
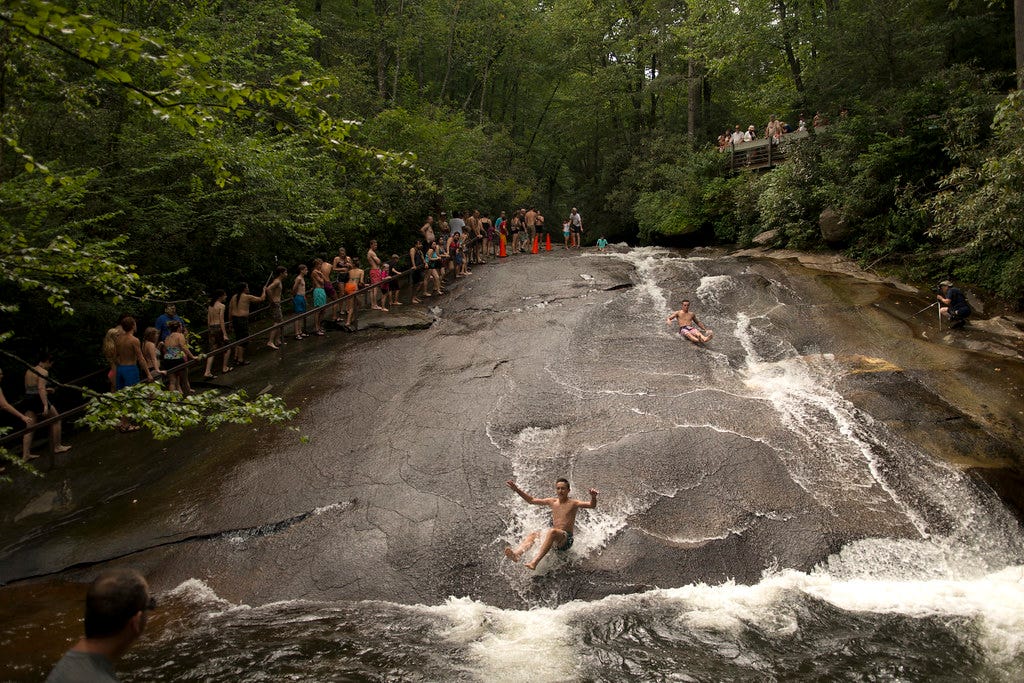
[{"x1": 2, "y1": 205, "x2": 599, "y2": 467}]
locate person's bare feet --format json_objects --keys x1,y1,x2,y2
[
  {"x1": 524, "y1": 560, "x2": 538, "y2": 570},
  {"x1": 503, "y1": 548, "x2": 520, "y2": 562},
  {"x1": 54, "y1": 444, "x2": 71, "y2": 454},
  {"x1": 705, "y1": 330, "x2": 714, "y2": 341},
  {"x1": 24, "y1": 453, "x2": 40, "y2": 461}
]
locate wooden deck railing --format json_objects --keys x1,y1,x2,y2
[{"x1": 725, "y1": 128, "x2": 820, "y2": 172}]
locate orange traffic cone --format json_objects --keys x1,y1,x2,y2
[
  {"x1": 499, "y1": 233, "x2": 507, "y2": 258},
  {"x1": 531, "y1": 235, "x2": 539, "y2": 254},
  {"x1": 545, "y1": 234, "x2": 552, "y2": 251}
]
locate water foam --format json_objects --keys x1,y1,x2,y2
[
  {"x1": 695, "y1": 274, "x2": 737, "y2": 307},
  {"x1": 160, "y1": 553, "x2": 1024, "y2": 676},
  {"x1": 426, "y1": 597, "x2": 576, "y2": 682}
]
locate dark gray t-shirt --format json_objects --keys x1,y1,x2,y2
[{"x1": 46, "y1": 650, "x2": 118, "y2": 682}]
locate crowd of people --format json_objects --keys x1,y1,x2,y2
[
  {"x1": 1, "y1": 206, "x2": 603, "y2": 468},
  {"x1": 716, "y1": 110, "x2": 836, "y2": 150}
]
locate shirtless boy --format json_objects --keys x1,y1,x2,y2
[
  {"x1": 667, "y1": 299, "x2": 713, "y2": 343},
  {"x1": 504, "y1": 478, "x2": 598, "y2": 570},
  {"x1": 292, "y1": 264, "x2": 308, "y2": 339},
  {"x1": 114, "y1": 316, "x2": 153, "y2": 388},
  {"x1": 266, "y1": 266, "x2": 287, "y2": 350}
]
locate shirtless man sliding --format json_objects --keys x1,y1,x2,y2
[
  {"x1": 667, "y1": 299, "x2": 713, "y2": 343},
  {"x1": 504, "y1": 478, "x2": 598, "y2": 570}
]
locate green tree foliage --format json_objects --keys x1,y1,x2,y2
[
  {"x1": 0, "y1": 0, "x2": 381, "y2": 474},
  {"x1": 1, "y1": 0, "x2": 1023, "y2": 480},
  {"x1": 928, "y1": 89, "x2": 1024, "y2": 299}
]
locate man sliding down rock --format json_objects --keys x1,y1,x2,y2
[
  {"x1": 667, "y1": 299, "x2": 714, "y2": 343},
  {"x1": 504, "y1": 478, "x2": 598, "y2": 570}
]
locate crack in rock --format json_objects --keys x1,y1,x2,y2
[{"x1": 1, "y1": 500, "x2": 357, "y2": 586}]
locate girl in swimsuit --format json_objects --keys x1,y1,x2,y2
[
  {"x1": 447, "y1": 233, "x2": 461, "y2": 280},
  {"x1": 426, "y1": 242, "x2": 444, "y2": 295},
  {"x1": 0, "y1": 367, "x2": 37, "y2": 461},
  {"x1": 142, "y1": 327, "x2": 165, "y2": 383},
  {"x1": 163, "y1": 320, "x2": 195, "y2": 393},
  {"x1": 23, "y1": 352, "x2": 71, "y2": 454},
  {"x1": 345, "y1": 256, "x2": 364, "y2": 326},
  {"x1": 102, "y1": 324, "x2": 123, "y2": 391},
  {"x1": 386, "y1": 255, "x2": 403, "y2": 307},
  {"x1": 332, "y1": 249, "x2": 351, "y2": 322}
]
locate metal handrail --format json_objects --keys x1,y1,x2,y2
[{"x1": 0, "y1": 234, "x2": 490, "y2": 449}]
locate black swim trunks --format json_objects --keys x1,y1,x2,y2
[{"x1": 557, "y1": 531, "x2": 574, "y2": 552}]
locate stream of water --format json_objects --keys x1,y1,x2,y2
[{"x1": 3, "y1": 248, "x2": 1023, "y2": 681}]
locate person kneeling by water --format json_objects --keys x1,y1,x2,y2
[
  {"x1": 504, "y1": 478, "x2": 598, "y2": 570},
  {"x1": 936, "y1": 280, "x2": 971, "y2": 329}
]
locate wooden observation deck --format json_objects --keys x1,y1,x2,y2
[{"x1": 725, "y1": 128, "x2": 819, "y2": 173}]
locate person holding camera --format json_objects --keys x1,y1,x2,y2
[{"x1": 936, "y1": 280, "x2": 971, "y2": 329}]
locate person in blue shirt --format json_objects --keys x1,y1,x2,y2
[
  {"x1": 596, "y1": 237, "x2": 609, "y2": 251},
  {"x1": 154, "y1": 304, "x2": 185, "y2": 342}
]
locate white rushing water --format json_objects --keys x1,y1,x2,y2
[{"x1": 143, "y1": 248, "x2": 1024, "y2": 681}]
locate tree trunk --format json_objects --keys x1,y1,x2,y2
[
  {"x1": 1017, "y1": 0, "x2": 1024, "y2": 89},
  {"x1": 525, "y1": 82, "x2": 561, "y2": 156},
  {"x1": 648, "y1": 52, "x2": 659, "y2": 129},
  {"x1": 313, "y1": 0, "x2": 323, "y2": 64},
  {"x1": 774, "y1": 1, "x2": 805, "y2": 96},
  {"x1": 438, "y1": 0, "x2": 463, "y2": 102},
  {"x1": 687, "y1": 49, "x2": 698, "y2": 138},
  {"x1": 391, "y1": 0, "x2": 405, "y2": 104}
]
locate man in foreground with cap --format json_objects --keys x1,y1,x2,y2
[
  {"x1": 47, "y1": 568, "x2": 155, "y2": 682},
  {"x1": 936, "y1": 280, "x2": 972, "y2": 329}
]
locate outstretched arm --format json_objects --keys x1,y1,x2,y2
[
  {"x1": 577, "y1": 488, "x2": 599, "y2": 509},
  {"x1": 692, "y1": 315, "x2": 707, "y2": 332},
  {"x1": 666, "y1": 311, "x2": 679, "y2": 325},
  {"x1": 507, "y1": 480, "x2": 542, "y2": 505},
  {"x1": 134, "y1": 339, "x2": 154, "y2": 381}
]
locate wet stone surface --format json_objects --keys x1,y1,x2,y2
[{"x1": 1, "y1": 247, "x2": 1022, "y2": 615}]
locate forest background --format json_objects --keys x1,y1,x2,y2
[{"x1": 2, "y1": 0, "x2": 1024, "y2": 386}]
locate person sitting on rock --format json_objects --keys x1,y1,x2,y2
[{"x1": 667, "y1": 299, "x2": 713, "y2": 343}]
